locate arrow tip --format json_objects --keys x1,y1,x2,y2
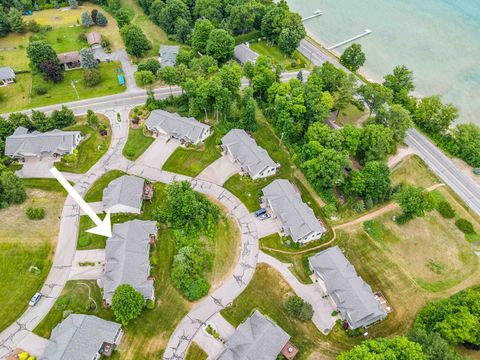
[{"x1": 86, "y1": 212, "x2": 112, "y2": 238}]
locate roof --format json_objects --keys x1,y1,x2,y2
[
  {"x1": 101, "y1": 220, "x2": 157, "y2": 303},
  {"x1": 102, "y1": 175, "x2": 144, "y2": 212},
  {"x1": 86, "y1": 32, "x2": 101, "y2": 45},
  {"x1": 58, "y1": 51, "x2": 80, "y2": 64},
  {"x1": 43, "y1": 314, "x2": 121, "y2": 360},
  {"x1": 262, "y1": 180, "x2": 326, "y2": 242},
  {"x1": 234, "y1": 44, "x2": 259, "y2": 65},
  {"x1": 222, "y1": 129, "x2": 276, "y2": 177},
  {"x1": 145, "y1": 110, "x2": 210, "y2": 144},
  {"x1": 218, "y1": 311, "x2": 290, "y2": 360},
  {"x1": 5, "y1": 127, "x2": 81, "y2": 158},
  {"x1": 0, "y1": 66, "x2": 15, "y2": 80},
  {"x1": 308, "y1": 246, "x2": 387, "y2": 329},
  {"x1": 159, "y1": 45, "x2": 180, "y2": 67}
]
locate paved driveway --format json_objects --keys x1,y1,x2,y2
[
  {"x1": 15, "y1": 156, "x2": 56, "y2": 178},
  {"x1": 196, "y1": 155, "x2": 241, "y2": 186},
  {"x1": 253, "y1": 215, "x2": 281, "y2": 239},
  {"x1": 132, "y1": 136, "x2": 180, "y2": 171},
  {"x1": 68, "y1": 249, "x2": 105, "y2": 280}
]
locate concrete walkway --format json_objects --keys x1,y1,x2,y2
[{"x1": 68, "y1": 250, "x2": 106, "y2": 281}]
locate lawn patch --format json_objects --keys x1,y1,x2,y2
[
  {"x1": 84, "y1": 170, "x2": 127, "y2": 202},
  {"x1": 122, "y1": 126, "x2": 154, "y2": 161},
  {"x1": 336, "y1": 103, "x2": 368, "y2": 126},
  {"x1": 186, "y1": 343, "x2": 208, "y2": 360},
  {"x1": 250, "y1": 40, "x2": 310, "y2": 70},
  {"x1": 391, "y1": 155, "x2": 439, "y2": 188}
]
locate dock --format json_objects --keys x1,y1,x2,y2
[
  {"x1": 302, "y1": 10, "x2": 322, "y2": 22},
  {"x1": 327, "y1": 29, "x2": 372, "y2": 50}
]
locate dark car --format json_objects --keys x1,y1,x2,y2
[{"x1": 254, "y1": 208, "x2": 267, "y2": 217}]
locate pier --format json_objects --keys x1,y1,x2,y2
[
  {"x1": 327, "y1": 29, "x2": 372, "y2": 50},
  {"x1": 302, "y1": 10, "x2": 322, "y2": 21}
]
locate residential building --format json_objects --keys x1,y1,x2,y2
[
  {"x1": 234, "y1": 44, "x2": 259, "y2": 65},
  {"x1": 0, "y1": 66, "x2": 15, "y2": 86},
  {"x1": 145, "y1": 110, "x2": 211, "y2": 145},
  {"x1": 217, "y1": 311, "x2": 298, "y2": 360},
  {"x1": 222, "y1": 129, "x2": 277, "y2": 179},
  {"x1": 87, "y1": 32, "x2": 102, "y2": 46},
  {"x1": 5, "y1": 127, "x2": 82, "y2": 160},
  {"x1": 58, "y1": 51, "x2": 81, "y2": 70},
  {"x1": 262, "y1": 179, "x2": 326, "y2": 243},
  {"x1": 42, "y1": 314, "x2": 123, "y2": 360},
  {"x1": 99, "y1": 220, "x2": 157, "y2": 305},
  {"x1": 308, "y1": 246, "x2": 387, "y2": 329},
  {"x1": 159, "y1": 45, "x2": 180, "y2": 67},
  {"x1": 102, "y1": 175, "x2": 146, "y2": 214}
]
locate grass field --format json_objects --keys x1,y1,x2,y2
[
  {"x1": 42, "y1": 26, "x2": 87, "y2": 53},
  {"x1": 185, "y1": 343, "x2": 208, "y2": 360},
  {"x1": 0, "y1": 74, "x2": 32, "y2": 113},
  {"x1": 84, "y1": 170, "x2": 127, "y2": 202},
  {"x1": 391, "y1": 155, "x2": 440, "y2": 188},
  {"x1": 250, "y1": 41, "x2": 311, "y2": 70},
  {"x1": 122, "y1": 126, "x2": 155, "y2": 161},
  {"x1": 335, "y1": 103, "x2": 368, "y2": 126}
]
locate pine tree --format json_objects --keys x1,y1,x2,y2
[
  {"x1": 69, "y1": 0, "x2": 78, "y2": 9},
  {"x1": 81, "y1": 11, "x2": 93, "y2": 28},
  {"x1": 95, "y1": 12, "x2": 108, "y2": 26}
]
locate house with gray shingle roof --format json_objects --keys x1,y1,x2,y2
[
  {"x1": 222, "y1": 129, "x2": 277, "y2": 180},
  {"x1": 262, "y1": 179, "x2": 326, "y2": 244},
  {"x1": 5, "y1": 127, "x2": 82, "y2": 160},
  {"x1": 217, "y1": 311, "x2": 292, "y2": 360},
  {"x1": 99, "y1": 220, "x2": 157, "y2": 305},
  {"x1": 102, "y1": 175, "x2": 145, "y2": 214},
  {"x1": 145, "y1": 110, "x2": 211, "y2": 145},
  {"x1": 0, "y1": 66, "x2": 15, "y2": 86},
  {"x1": 234, "y1": 43, "x2": 259, "y2": 65},
  {"x1": 42, "y1": 314, "x2": 122, "y2": 360},
  {"x1": 308, "y1": 246, "x2": 387, "y2": 329},
  {"x1": 58, "y1": 51, "x2": 81, "y2": 70},
  {"x1": 159, "y1": 45, "x2": 180, "y2": 67}
]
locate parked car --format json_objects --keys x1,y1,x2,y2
[
  {"x1": 255, "y1": 208, "x2": 267, "y2": 217},
  {"x1": 29, "y1": 292, "x2": 42, "y2": 307},
  {"x1": 259, "y1": 213, "x2": 271, "y2": 220},
  {"x1": 473, "y1": 168, "x2": 480, "y2": 175}
]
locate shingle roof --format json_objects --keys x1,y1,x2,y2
[
  {"x1": 58, "y1": 51, "x2": 80, "y2": 64},
  {"x1": 222, "y1": 129, "x2": 276, "y2": 178},
  {"x1": 145, "y1": 110, "x2": 210, "y2": 144},
  {"x1": 102, "y1": 175, "x2": 144, "y2": 213},
  {"x1": 101, "y1": 220, "x2": 157, "y2": 303},
  {"x1": 308, "y1": 246, "x2": 387, "y2": 329},
  {"x1": 5, "y1": 127, "x2": 81, "y2": 158},
  {"x1": 234, "y1": 44, "x2": 259, "y2": 65},
  {"x1": 43, "y1": 314, "x2": 121, "y2": 360},
  {"x1": 0, "y1": 66, "x2": 15, "y2": 80},
  {"x1": 87, "y1": 32, "x2": 101, "y2": 45},
  {"x1": 159, "y1": 45, "x2": 180, "y2": 67},
  {"x1": 262, "y1": 180, "x2": 326, "y2": 242},
  {"x1": 218, "y1": 311, "x2": 290, "y2": 360}
]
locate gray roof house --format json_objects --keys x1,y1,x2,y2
[
  {"x1": 234, "y1": 44, "x2": 259, "y2": 65},
  {"x1": 217, "y1": 311, "x2": 292, "y2": 360},
  {"x1": 99, "y1": 220, "x2": 157, "y2": 305},
  {"x1": 102, "y1": 175, "x2": 145, "y2": 214},
  {"x1": 5, "y1": 127, "x2": 82, "y2": 159},
  {"x1": 262, "y1": 180, "x2": 326, "y2": 244},
  {"x1": 58, "y1": 51, "x2": 81, "y2": 70},
  {"x1": 145, "y1": 110, "x2": 211, "y2": 145},
  {"x1": 222, "y1": 129, "x2": 277, "y2": 180},
  {"x1": 42, "y1": 314, "x2": 123, "y2": 360},
  {"x1": 0, "y1": 66, "x2": 15, "y2": 85},
  {"x1": 159, "y1": 45, "x2": 180, "y2": 67},
  {"x1": 308, "y1": 246, "x2": 387, "y2": 329}
]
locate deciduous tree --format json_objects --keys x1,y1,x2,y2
[
  {"x1": 121, "y1": 25, "x2": 151, "y2": 58},
  {"x1": 337, "y1": 337, "x2": 427, "y2": 360},
  {"x1": 191, "y1": 19, "x2": 214, "y2": 54},
  {"x1": 31, "y1": 110, "x2": 53, "y2": 132},
  {"x1": 111, "y1": 284, "x2": 145, "y2": 326},
  {"x1": 40, "y1": 60, "x2": 64, "y2": 83},
  {"x1": 206, "y1": 29, "x2": 235, "y2": 64},
  {"x1": 50, "y1": 105, "x2": 75, "y2": 129},
  {"x1": 27, "y1": 41, "x2": 58, "y2": 72},
  {"x1": 394, "y1": 185, "x2": 433, "y2": 220},
  {"x1": 340, "y1": 43, "x2": 366, "y2": 72},
  {"x1": 414, "y1": 95, "x2": 458, "y2": 134}
]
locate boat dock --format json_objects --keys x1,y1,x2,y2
[
  {"x1": 327, "y1": 29, "x2": 372, "y2": 50},
  {"x1": 302, "y1": 10, "x2": 322, "y2": 21}
]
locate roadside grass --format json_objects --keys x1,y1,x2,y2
[
  {"x1": 162, "y1": 131, "x2": 222, "y2": 177},
  {"x1": 122, "y1": 126, "x2": 155, "y2": 161},
  {"x1": 84, "y1": 170, "x2": 127, "y2": 202},
  {"x1": 185, "y1": 343, "x2": 208, "y2": 360},
  {"x1": 391, "y1": 155, "x2": 440, "y2": 188},
  {"x1": 0, "y1": 74, "x2": 32, "y2": 113},
  {"x1": 335, "y1": 103, "x2": 368, "y2": 126},
  {"x1": 22, "y1": 178, "x2": 68, "y2": 193},
  {"x1": 250, "y1": 40, "x2": 311, "y2": 71},
  {"x1": 54, "y1": 114, "x2": 111, "y2": 173}
]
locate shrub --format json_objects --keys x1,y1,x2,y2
[
  {"x1": 284, "y1": 295, "x2": 313, "y2": 321},
  {"x1": 455, "y1": 218, "x2": 475, "y2": 234},
  {"x1": 27, "y1": 20, "x2": 41, "y2": 33},
  {"x1": 26, "y1": 207, "x2": 45, "y2": 220},
  {"x1": 34, "y1": 86, "x2": 48, "y2": 95},
  {"x1": 135, "y1": 70, "x2": 156, "y2": 86},
  {"x1": 146, "y1": 299, "x2": 155, "y2": 309},
  {"x1": 83, "y1": 68, "x2": 101, "y2": 87},
  {"x1": 323, "y1": 203, "x2": 337, "y2": 218},
  {"x1": 354, "y1": 200, "x2": 365, "y2": 213},
  {"x1": 62, "y1": 149, "x2": 78, "y2": 164},
  {"x1": 436, "y1": 201, "x2": 456, "y2": 218},
  {"x1": 78, "y1": 236, "x2": 92, "y2": 247}
]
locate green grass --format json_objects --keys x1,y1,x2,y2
[
  {"x1": 186, "y1": 343, "x2": 208, "y2": 360},
  {"x1": 391, "y1": 155, "x2": 440, "y2": 189},
  {"x1": 162, "y1": 131, "x2": 222, "y2": 177},
  {"x1": 0, "y1": 73, "x2": 32, "y2": 113},
  {"x1": 54, "y1": 115, "x2": 111, "y2": 174},
  {"x1": 42, "y1": 26, "x2": 88, "y2": 53},
  {"x1": 122, "y1": 126, "x2": 155, "y2": 161},
  {"x1": 336, "y1": 103, "x2": 368, "y2": 126},
  {"x1": 84, "y1": 170, "x2": 127, "y2": 202},
  {"x1": 234, "y1": 31, "x2": 261, "y2": 45},
  {"x1": 250, "y1": 40, "x2": 311, "y2": 70},
  {"x1": 22, "y1": 178, "x2": 68, "y2": 193}
]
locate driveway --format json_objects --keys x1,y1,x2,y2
[
  {"x1": 253, "y1": 214, "x2": 281, "y2": 239},
  {"x1": 196, "y1": 155, "x2": 241, "y2": 186},
  {"x1": 68, "y1": 249, "x2": 105, "y2": 280},
  {"x1": 15, "y1": 156, "x2": 56, "y2": 178},
  {"x1": 130, "y1": 136, "x2": 180, "y2": 171},
  {"x1": 15, "y1": 333, "x2": 50, "y2": 358}
]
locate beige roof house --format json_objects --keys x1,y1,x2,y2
[
  {"x1": 87, "y1": 32, "x2": 102, "y2": 45},
  {"x1": 58, "y1": 51, "x2": 81, "y2": 70}
]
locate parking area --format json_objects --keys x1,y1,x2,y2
[
  {"x1": 15, "y1": 156, "x2": 56, "y2": 178},
  {"x1": 252, "y1": 212, "x2": 281, "y2": 239},
  {"x1": 134, "y1": 136, "x2": 180, "y2": 171},
  {"x1": 196, "y1": 155, "x2": 241, "y2": 186},
  {"x1": 68, "y1": 249, "x2": 105, "y2": 280}
]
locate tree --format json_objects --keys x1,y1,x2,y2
[
  {"x1": 95, "y1": 11, "x2": 108, "y2": 26},
  {"x1": 81, "y1": 11, "x2": 93, "y2": 28},
  {"x1": 8, "y1": 112, "x2": 32, "y2": 130},
  {"x1": 86, "y1": 109, "x2": 99, "y2": 129},
  {"x1": 219, "y1": 62, "x2": 242, "y2": 96},
  {"x1": 7, "y1": 8, "x2": 24, "y2": 33},
  {"x1": 374, "y1": 103, "x2": 411, "y2": 143},
  {"x1": 206, "y1": 29, "x2": 235, "y2": 65},
  {"x1": 138, "y1": 58, "x2": 161, "y2": 75},
  {"x1": 359, "y1": 83, "x2": 393, "y2": 116},
  {"x1": 0, "y1": 171, "x2": 26, "y2": 208},
  {"x1": 357, "y1": 124, "x2": 394, "y2": 163},
  {"x1": 134, "y1": 70, "x2": 155, "y2": 85},
  {"x1": 241, "y1": 87, "x2": 257, "y2": 131},
  {"x1": 361, "y1": 161, "x2": 391, "y2": 203},
  {"x1": 383, "y1": 65, "x2": 415, "y2": 106},
  {"x1": 452, "y1": 123, "x2": 480, "y2": 167},
  {"x1": 340, "y1": 43, "x2": 366, "y2": 72},
  {"x1": 394, "y1": 185, "x2": 433, "y2": 220},
  {"x1": 50, "y1": 105, "x2": 75, "y2": 128},
  {"x1": 304, "y1": 72, "x2": 334, "y2": 126},
  {"x1": 261, "y1": 1, "x2": 287, "y2": 44},
  {"x1": 111, "y1": 284, "x2": 145, "y2": 326},
  {"x1": 121, "y1": 25, "x2": 151, "y2": 58},
  {"x1": 229, "y1": 1, "x2": 263, "y2": 35},
  {"x1": 83, "y1": 68, "x2": 101, "y2": 87},
  {"x1": 54, "y1": 0, "x2": 59, "y2": 9},
  {"x1": 337, "y1": 337, "x2": 427, "y2": 360},
  {"x1": 158, "y1": 0, "x2": 190, "y2": 35},
  {"x1": 334, "y1": 74, "x2": 357, "y2": 116},
  {"x1": 194, "y1": 0, "x2": 225, "y2": 26},
  {"x1": 40, "y1": 60, "x2": 64, "y2": 83},
  {"x1": 414, "y1": 95, "x2": 458, "y2": 134},
  {"x1": 316, "y1": 62, "x2": 346, "y2": 93},
  {"x1": 31, "y1": 110, "x2": 53, "y2": 132},
  {"x1": 114, "y1": 8, "x2": 130, "y2": 27},
  {"x1": 284, "y1": 295, "x2": 313, "y2": 321},
  {"x1": 340, "y1": 124, "x2": 362, "y2": 155},
  {"x1": 79, "y1": 47, "x2": 98, "y2": 69},
  {"x1": 174, "y1": 17, "x2": 191, "y2": 43},
  {"x1": 252, "y1": 56, "x2": 277, "y2": 100},
  {"x1": 91, "y1": 9, "x2": 98, "y2": 23},
  {"x1": 408, "y1": 328, "x2": 462, "y2": 360},
  {"x1": 69, "y1": 0, "x2": 78, "y2": 9},
  {"x1": 0, "y1": 12, "x2": 10, "y2": 38},
  {"x1": 157, "y1": 66, "x2": 177, "y2": 94},
  {"x1": 302, "y1": 147, "x2": 349, "y2": 191},
  {"x1": 27, "y1": 41, "x2": 58, "y2": 71},
  {"x1": 277, "y1": 12, "x2": 306, "y2": 55}
]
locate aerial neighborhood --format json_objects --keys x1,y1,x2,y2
[{"x1": 0, "y1": 1, "x2": 479, "y2": 360}]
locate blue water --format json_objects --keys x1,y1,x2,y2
[{"x1": 287, "y1": 0, "x2": 480, "y2": 123}]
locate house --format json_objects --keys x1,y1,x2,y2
[
  {"x1": 145, "y1": 110, "x2": 211, "y2": 145},
  {"x1": 222, "y1": 129, "x2": 277, "y2": 179},
  {"x1": 87, "y1": 32, "x2": 102, "y2": 46},
  {"x1": 0, "y1": 66, "x2": 15, "y2": 86},
  {"x1": 99, "y1": 220, "x2": 157, "y2": 305},
  {"x1": 308, "y1": 246, "x2": 387, "y2": 329},
  {"x1": 42, "y1": 314, "x2": 123, "y2": 360},
  {"x1": 234, "y1": 44, "x2": 259, "y2": 65},
  {"x1": 58, "y1": 51, "x2": 81, "y2": 70},
  {"x1": 217, "y1": 310, "x2": 298, "y2": 360},
  {"x1": 262, "y1": 179, "x2": 326, "y2": 244},
  {"x1": 159, "y1": 45, "x2": 180, "y2": 67},
  {"x1": 5, "y1": 127, "x2": 82, "y2": 160},
  {"x1": 102, "y1": 175, "x2": 146, "y2": 214}
]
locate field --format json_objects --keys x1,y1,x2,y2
[
  {"x1": 122, "y1": 127, "x2": 155, "y2": 161},
  {"x1": 250, "y1": 41, "x2": 311, "y2": 70}
]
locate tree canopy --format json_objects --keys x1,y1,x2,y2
[
  {"x1": 111, "y1": 284, "x2": 145, "y2": 326},
  {"x1": 340, "y1": 43, "x2": 366, "y2": 72}
]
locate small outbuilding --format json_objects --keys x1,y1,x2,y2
[
  {"x1": 234, "y1": 43, "x2": 259, "y2": 65},
  {"x1": 0, "y1": 66, "x2": 15, "y2": 86},
  {"x1": 87, "y1": 31, "x2": 102, "y2": 46},
  {"x1": 159, "y1": 45, "x2": 180, "y2": 67},
  {"x1": 58, "y1": 51, "x2": 81, "y2": 70},
  {"x1": 102, "y1": 175, "x2": 146, "y2": 214}
]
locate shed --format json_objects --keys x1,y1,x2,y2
[
  {"x1": 234, "y1": 44, "x2": 259, "y2": 65},
  {"x1": 159, "y1": 45, "x2": 180, "y2": 67},
  {"x1": 0, "y1": 66, "x2": 15, "y2": 86}
]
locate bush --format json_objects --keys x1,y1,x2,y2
[
  {"x1": 34, "y1": 86, "x2": 48, "y2": 95},
  {"x1": 436, "y1": 201, "x2": 455, "y2": 219},
  {"x1": 354, "y1": 200, "x2": 365, "y2": 213},
  {"x1": 135, "y1": 70, "x2": 156, "y2": 86},
  {"x1": 323, "y1": 203, "x2": 337, "y2": 218},
  {"x1": 26, "y1": 207, "x2": 45, "y2": 220},
  {"x1": 284, "y1": 295, "x2": 313, "y2": 321},
  {"x1": 78, "y1": 33, "x2": 87, "y2": 42},
  {"x1": 78, "y1": 236, "x2": 92, "y2": 247},
  {"x1": 62, "y1": 149, "x2": 78, "y2": 164},
  {"x1": 83, "y1": 68, "x2": 101, "y2": 87},
  {"x1": 455, "y1": 218, "x2": 475, "y2": 234},
  {"x1": 146, "y1": 299, "x2": 155, "y2": 309}
]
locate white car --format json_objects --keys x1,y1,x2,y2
[{"x1": 29, "y1": 292, "x2": 42, "y2": 307}]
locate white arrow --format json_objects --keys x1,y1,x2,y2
[{"x1": 50, "y1": 167, "x2": 112, "y2": 238}]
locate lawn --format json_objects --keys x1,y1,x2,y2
[
  {"x1": 391, "y1": 155, "x2": 440, "y2": 189},
  {"x1": 54, "y1": 114, "x2": 111, "y2": 173},
  {"x1": 162, "y1": 131, "x2": 222, "y2": 177},
  {"x1": 84, "y1": 170, "x2": 127, "y2": 202},
  {"x1": 185, "y1": 343, "x2": 208, "y2": 360},
  {"x1": 0, "y1": 32, "x2": 30, "y2": 71},
  {"x1": 335, "y1": 103, "x2": 368, "y2": 126},
  {"x1": 250, "y1": 40, "x2": 311, "y2": 71},
  {"x1": 42, "y1": 26, "x2": 87, "y2": 53},
  {"x1": 122, "y1": 126, "x2": 155, "y2": 161},
  {"x1": 0, "y1": 73, "x2": 32, "y2": 113}
]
